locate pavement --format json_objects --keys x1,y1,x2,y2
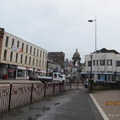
[{"x1": 91, "y1": 90, "x2": 120, "y2": 120}]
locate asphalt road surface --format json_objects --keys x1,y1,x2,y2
[{"x1": 0, "y1": 88, "x2": 104, "y2": 120}]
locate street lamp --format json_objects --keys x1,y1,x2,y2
[
  {"x1": 90, "y1": 54, "x2": 93, "y2": 79},
  {"x1": 88, "y1": 18, "x2": 97, "y2": 80}
]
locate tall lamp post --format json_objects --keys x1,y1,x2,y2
[
  {"x1": 88, "y1": 18, "x2": 97, "y2": 80},
  {"x1": 90, "y1": 54, "x2": 93, "y2": 79}
]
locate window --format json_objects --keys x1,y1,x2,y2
[
  {"x1": 39, "y1": 59, "x2": 41, "y2": 67},
  {"x1": 34, "y1": 48, "x2": 36, "y2": 56},
  {"x1": 26, "y1": 44, "x2": 28, "y2": 53},
  {"x1": 97, "y1": 60, "x2": 98, "y2": 65},
  {"x1": 36, "y1": 59, "x2": 38, "y2": 67},
  {"x1": 5, "y1": 36, "x2": 9, "y2": 47},
  {"x1": 37, "y1": 49, "x2": 39, "y2": 57},
  {"x1": 10, "y1": 52, "x2": 13, "y2": 61},
  {"x1": 25, "y1": 56, "x2": 27, "y2": 64},
  {"x1": 88, "y1": 61, "x2": 91, "y2": 66},
  {"x1": 22, "y1": 43, "x2": 24, "y2": 51},
  {"x1": 4, "y1": 50, "x2": 7, "y2": 60},
  {"x1": 33, "y1": 58, "x2": 35, "y2": 66},
  {"x1": 40, "y1": 50, "x2": 42, "y2": 58},
  {"x1": 100, "y1": 60, "x2": 105, "y2": 66},
  {"x1": 15, "y1": 53, "x2": 18, "y2": 62},
  {"x1": 43, "y1": 51, "x2": 45, "y2": 58},
  {"x1": 42, "y1": 60, "x2": 44, "y2": 67},
  {"x1": 11, "y1": 39, "x2": 14, "y2": 48},
  {"x1": 93, "y1": 60, "x2": 95, "y2": 66},
  {"x1": 29, "y1": 57, "x2": 31, "y2": 65},
  {"x1": 116, "y1": 61, "x2": 120, "y2": 66},
  {"x1": 20, "y1": 54, "x2": 23, "y2": 63},
  {"x1": 17, "y1": 41, "x2": 19, "y2": 47},
  {"x1": 107, "y1": 60, "x2": 112, "y2": 66},
  {"x1": 30, "y1": 46, "x2": 32, "y2": 54}
]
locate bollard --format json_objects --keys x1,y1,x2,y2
[
  {"x1": 59, "y1": 82, "x2": 61, "y2": 93},
  {"x1": 53, "y1": 82, "x2": 55, "y2": 95},
  {"x1": 30, "y1": 83, "x2": 34, "y2": 104},
  {"x1": 44, "y1": 82, "x2": 47, "y2": 98},
  {"x1": 8, "y1": 83, "x2": 12, "y2": 111}
]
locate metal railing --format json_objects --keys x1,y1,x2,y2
[{"x1": 0, "y1": 82, "x2": 64, "y2": 113}]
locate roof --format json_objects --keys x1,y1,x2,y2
[{"x1": 93, "y1": 48, "x2": 120, "y2": 54}]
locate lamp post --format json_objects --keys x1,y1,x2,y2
[
  {"x1": 88, "y1": 18, "x2": 97, "y2": 80},
  {"x1": 90, "y1": 54, "x2": 93, "y2": 79}
]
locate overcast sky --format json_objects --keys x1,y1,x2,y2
[{"x1": 1, "y1": 0, "x2": 120, "y2": 62}]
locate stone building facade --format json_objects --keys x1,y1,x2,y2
[{"x1": 0, "y1": 28, "x2": 47, "y2": 79}]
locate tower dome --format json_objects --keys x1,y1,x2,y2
[{"x1": 72, "y1": 49, "x2": 80, "y2": 60}]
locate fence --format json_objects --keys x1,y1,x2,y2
[
  {"x1": 88, "y1": 81, "x2": 120, "y2": 92},
  {"x1": 0, "y1": 82, "x2": 65, "y2": 113}
]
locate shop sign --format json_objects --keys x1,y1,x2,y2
[
  {"x1": 18, "y1": 66, "x2": 26, "y2": 70},
  {"x1": 12, "y1": 46, "x2": 22, "y2": 53}
]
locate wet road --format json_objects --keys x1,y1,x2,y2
[
  {"x1": 0, "y1": 88, "x2": 104, "y2": 120},
  {"x1": 38, "y1": 89, "x2": 104, "y2": 120}
]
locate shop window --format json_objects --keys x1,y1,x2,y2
[
  {"x1": 17, "y1": 69, "x2": 25, "y2": 77},
  {"x1": 10, "y1": 51, "x2": 13, "y2": 61},
  {"x1": 4, "y1": 50, "x2": 7, "y2": 60},
  {"x1": 5, "y1": 36, "x2": 9, "y2": 47}
]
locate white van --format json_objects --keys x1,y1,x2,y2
[{"x1": 53, "y1": 72, "x2": 66, "y2": 82}]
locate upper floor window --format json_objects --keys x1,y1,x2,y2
[
  {"x1": 116, "y1": 61, "x2": 120, "y2": 66},
  {"x1": 30, "y1": 46, "x2": 32, "y2": 55},
  {"x1": 88, "y1": 61, "x2": 91, "y2": 66},
  {"x1": 11, "y1": 39, "x2": 14, "y2": 48},
  {"x1": 37, "y1": 49, "x2": 39, "y2": 57},
  {"x1": 100, "y1": 60, "x2": 105, "y2": 66},
  {"x1": 4, "y1": 50, "x2": 7, "y2": 60},
  {"x1": 40, "y1": 50, "x2": 42, "y2": 58},
  {"x1": 25, "y1": 56, "x2": 27, "y2": 64},
  {"x1": 33, "y1": 58, "x2": 35, "y2": 66},
  {"x1": 22, "y1": 43, "x2": 24, "y2": 51},
  {"x1": 107, "y1": 60, "x2": 112, "y2": 66},
  {"x1": 34, "y1": 48, "x2": 36, "y2": 56},
  {"x1": 5, "y1": 36, "x2": 9, "y2": 47},
  {"x1": 29, "y1": 57, "x2": 31, "y2": 65},
  {"x1": 10, "y1": 51, "x2": 13, "y2": 61},
  {"x1": 17, "y1": 41, "x2": 19, "y2": 47},
  {"x1": 26, "y1": 44, "x2": 28, "y2": 53},
  {"x1": 15, "y1": 53, "x2": 18, "y2": 62}
]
